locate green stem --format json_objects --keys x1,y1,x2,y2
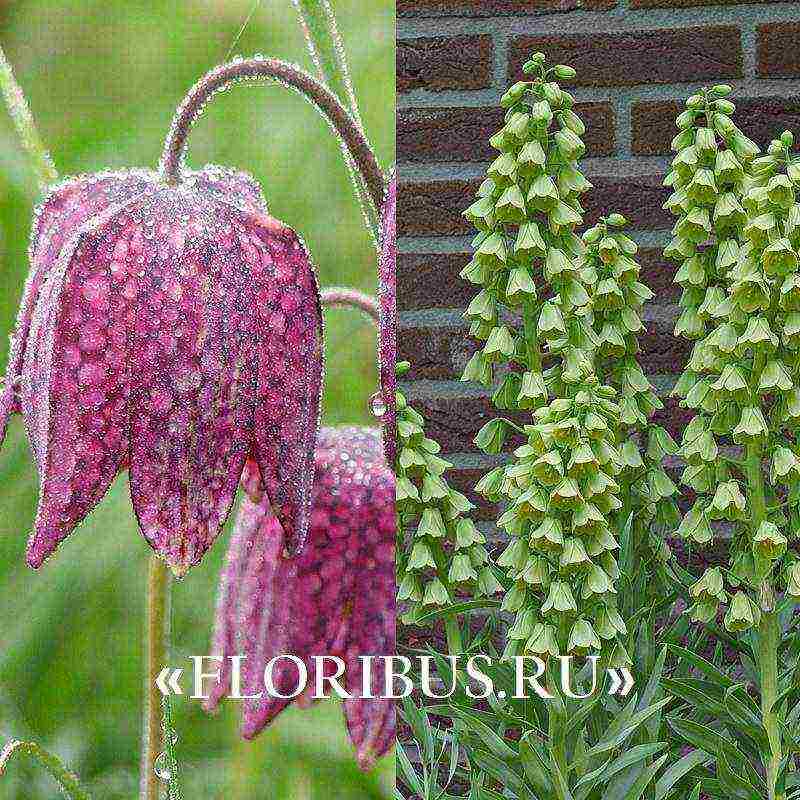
[
  {"x1": 290, "y1": 0, "x2": 380, "y2": 244},
  {"x1": 140, "y1": 556, "x2": 171, "y2": 800},
  {"x1": 444, "y1": 617, "x2": 463, "y2": 656},
  {"x1": 522, "y1": 302, "x2": 543, "y2": 374},
  {"x1": 0, "y1": 740, "x2": 91, "y2": 800},
  {"x1": 744, "y1": 439, "x2": 782, "y2": 800},
  {"x1": 759, "y1": 610, "x2": 781, "y2": 800},
  {"x1": 0, "y1": 46, "x2": 57, "y2": 188}
]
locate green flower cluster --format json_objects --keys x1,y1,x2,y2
[
  {"x1": 581, "y1": 217, "x2": 681, "y2": 594},
  {"x1": 666, "y1": 88, "x2": 800, "y2": 627},
  {"x1": 460, "y1": 54, "x2": 634, "y2": 662},
  {"x1": 395, "y1": 362, "x2": 501, "y2": 625}
]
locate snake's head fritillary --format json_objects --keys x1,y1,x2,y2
[
  {"x1": 378, "y1": 174, "x2": 396, "y2": 465},
  {"x1": 206, "y1": 426, "x2": 396, "y2": 770},
  {"x1": 1, "y1": 166, "x2": 323, "y2": 573}
]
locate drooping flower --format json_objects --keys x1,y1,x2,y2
[
  {"x1": 205, "y1": 426, "x2": 395, "y2": 770},
  {"x1": 377, "y1": 173, "x2": 396, "y2": 463},
  {"x1": 0, "y1": 166, "x2": 323, "y2": 573}
]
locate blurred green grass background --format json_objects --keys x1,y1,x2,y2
[{"x1": 0, "y1": 1, "x2": 394, "y2": 797}]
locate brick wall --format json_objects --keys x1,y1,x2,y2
[{"x1": 397, "y1": 1, "x2": 800, "y2": 524}]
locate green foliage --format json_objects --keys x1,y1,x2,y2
[
  {"x1": 396, "y1": 362, "x2": 501, "y2": 624},
  {"x1": 397, "y1": 638, "x2": 703, "y2": 800},
  {"x1": 667, "y1": 87, "x2": 800, "y2": 623},
  {"x1": 0, "y1": 739, "x2": 91, "y2": 800}
]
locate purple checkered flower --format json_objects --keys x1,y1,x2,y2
[{"x1": 0, "y1": 166, "x2": 323, "y2": 573}]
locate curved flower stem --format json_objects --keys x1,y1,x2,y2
[
  {"x1": 0, "y1": 45, "x2": 57, "y2": 188},
  {"x1": 0, "y1": 739, "x2": 91, "y2": 800},
  {"x1": 140, "y1": 556, "x2": 171, "y2": 800},
  {"x1": 159, "y1": 57, "x2": 385, "y2": 213},
  {"x1": 320, "y1": 286, "x2": 378, "y2": 323}
]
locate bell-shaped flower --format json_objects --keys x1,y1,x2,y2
[
  {"x1": 0, "y1": 168, "x2": 323, "y2": 572},
  {"x1": 787, "y1": 562, "x2": 800, "y2": 597},
  {"x1": 709, "y1": 480, "x2": 747, "y2": 520},
  {"x1": 752, "y1": 520, "x2": 787, "y2": 561},
  {"x1": 689, "y1": 567, "x2": 727, "y2": 604},
  {"x1": 724, "y1": 591, "x2": 760, "y2": 633},
  {"x1": 541, "y1": 579, "x2": 577, "y2": 614},
  {"x1": 205, "y1": 426, "x2": 395, "y2": 770},
  {"x1": 526, "y1": 622, "x2": 560, "y2": 657},
  {"x1": 733, "y1": 406, "x2": 769, "y2": 444},
  {"x1": 567, "y1": 618, "x2": 601, "y2": 654},
  {"x1": 677, "y1": 502, "x2": 714, "y2": 544}
]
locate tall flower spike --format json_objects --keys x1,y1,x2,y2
[
  {"x1": 205, "y1": 426, "x2": 396, "y2": 771},
  {"x1": 377, "y1": 172, "x2": 397, "y2": 464},
  {"x1": 1, "y1": 57, "x2": 385, "y2": 572},
  {"x1": 461, "y1": 54, "x2": 629, "y2": 664},
  {"x1": 395, "y1": 361, "x2": 501, "y2": 623},
  {"x1": 580, "y1": 215, "x2": 680, "y2": 603}
]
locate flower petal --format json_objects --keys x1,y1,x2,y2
[
  {"x1": 1, "y1": 171, "x2": 154, "y2": 446},
  {"x1": 248, "y1": 216, "x2": 323, "y2": 556},
  {"x1": 128, "y1": 191, "x2": 261, "y2": 574},
  {"x1": 205, "y1": 428, "x2": 394, "y2": 752},
  {"x1": 341, "y1": 431, "x2": 395, "y2": 768},
  {"x1": 204, "y1": 491, "x2": 282, "y2": 712},
  {"x1": 378, "y1": 174, "x2": 397, "y2": 465},
  {"x1": 191, "y1": 165, "x2": 268, "y2": 216},
  {"x1": 22, "y1": 193, "x2": 149, "y2": 568}
]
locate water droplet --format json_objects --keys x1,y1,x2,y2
[
  {"x1": 154, "y1": 752, "x2": 172, "y2": 782},
  {"x1": 370, "y1": 392, "x2": 387, "y2": 419}
]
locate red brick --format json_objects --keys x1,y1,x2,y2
[
  {"x1": 584, "y1": 174, "x2": 670, "y2": 229},
  {"x1": 398, "y1": 35, "x2": 493, "y2": 93},
  {"x1": 401, "y1": 313, "x2": 686, "y2": 381},
  {"x1": 633, "y1": 0, "x2": 781, "y2": 6},
  {"x1": 639, "y1": 249, "x2": 679, "y2": 301},
  {"x1": 399, "y1": 180, "x2": 477, "y2": 237},
  {"x1": 399, "y1": 324, "x2": 474, "y2": 380},
  {"x1": 399, "y1": 175, "x2": 670, "y2": 237},
  {"x1": 757, "y1": 23, "x2": 800, "y2": 78},
  {"x1": 509, "y1": 26, "x2": 742, "y2": 87},
  {"x1": 398, "y1": 0, "x2": 615, "y2": 15},
  {"x1": 632, "y1": 97, "x2": 800, "y2": 156},
  {"x1": 653, "y1": 398, "x2": 693, "y2": 442},
  {"x1": 406, "y1": 392, "x2": 695, "y2": 454},
  {"x1": 398, "y1": 103, "x2": 615, "y2": 163},
  {"x1": 398, "y1": 249, "x2": 677, "y2": 312},
  {"x1": 447, "y1": 467, "x2": 498, "y2": 520},
  {"x1": 398, "y1": 253, "x2": 475, "y2": 310},
  {"x1": 407, "y1": 395, "x2": 526, "y2": 452}
]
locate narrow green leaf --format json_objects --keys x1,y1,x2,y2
[
  {"x1": 290, "y1": 0, "x2": 380, "y2": 239},
  {"x1": 519, "y1": 735, "x2": 554, "y2": 796},
  {"x1": 654, "y1": 749, "x2": 711, "y2": 800},
  {"x1": 396, "y1": 740, "x2": 425, "y2": 796},
  {"x1": 621, "y1": 753, "x2": 668, "y2": 800},
  {"x1": 668, "y1": 644, "x2": 734, "y2": 688},
  {"x1": 414, "y1": 599, "x2": 502, "y2": 625}
]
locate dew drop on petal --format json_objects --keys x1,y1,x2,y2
[{"x1": 369, "y1": 392, "x2": 387, "y2": 420}]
